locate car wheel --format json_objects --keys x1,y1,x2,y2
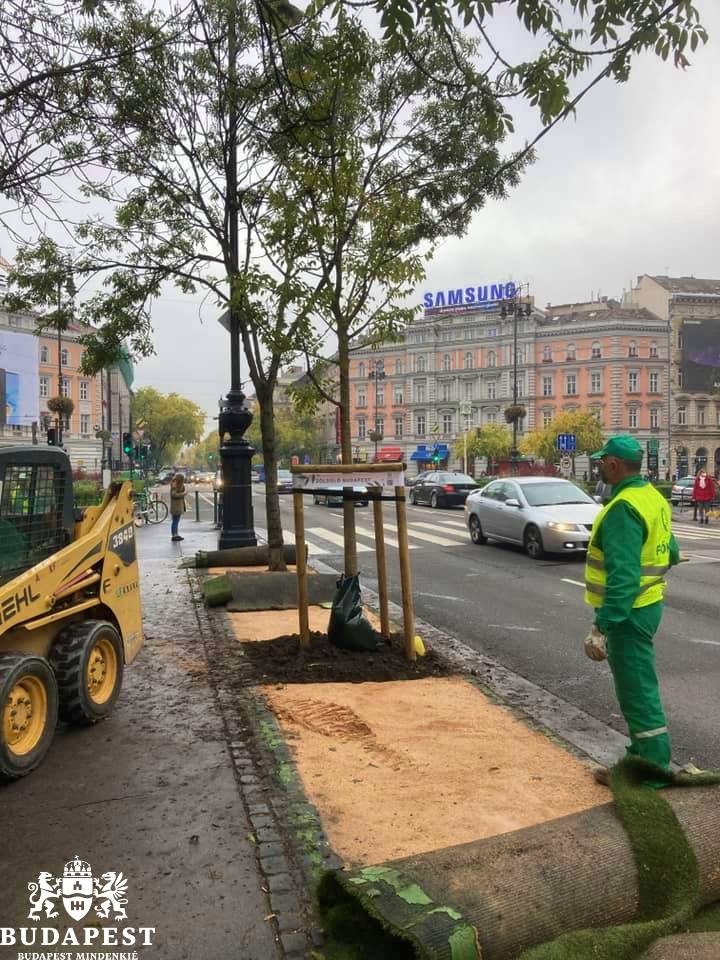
[
  {"x1": 313, "y1": 494, "x2": 319, "y2": 505},
  {"x1": 430, "y1": 492, "x2": 439, "y2": 509},
  {"x1": 408, "y1": 489, "x2": 416, "y2": 505},
  {"x1": 468, "y1": 514, "x2": 487, "y2": 545},
  {"x1": 524, "y1": 524, "x2": 545, "y2": 560}
]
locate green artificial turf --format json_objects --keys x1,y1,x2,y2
[
  {"x1": 201, "y1": 573, "x2": 233, "y2": 607},
  {"x1": 315, "y1": 757, "x2": 720, "y2": 960}
]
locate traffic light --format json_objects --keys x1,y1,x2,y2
[{"x1": 122, "y1": 432, "x2": 133, "y2": 456}]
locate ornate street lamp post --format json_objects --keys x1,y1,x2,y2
[
  {"x1": 501, "y1": 288, "x2": 531, "y2": 475},
  {"x1": 368, "y1": 359, "x2": 386, "y2": 462}
]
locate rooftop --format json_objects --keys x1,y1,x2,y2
[
  {"x1": 648, "y1": 275, "x2": 720, "y2": 297},
  {"x1": 538, "y1": 306, "x2": 662, "y2": 327}
]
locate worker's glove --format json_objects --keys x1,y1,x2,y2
[{"x1": 584, "y1": 625, "x2": 608, "y2": 662}]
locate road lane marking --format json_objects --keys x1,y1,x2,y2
[
  {"x1": 688, "y1": 638, "x2": 720, "y2": 646},
  {"x1": 561, "y1": 578, "x2": 585, "y2": 587},
  {"x1": 421, "y1": 593, "x2": 471, "y2": 602},
  {"x1": 307, "y1": 527, "x2": 373, "y2": 552},
  {"x1": 487, "y1": 624, "x2": 541, "y2": 632},
  {"x1": 354, "y1": 524, "x2": 418, "y2": 550},
  {"x1": 383, "y1": 522, "x2": 462, "y2": 547},
  {"x1": 410, "y1": 521, "x2": 468, "y2": 540},
  {"x1": 280, "y1": 529, "x2": 330, "y2": 556}
]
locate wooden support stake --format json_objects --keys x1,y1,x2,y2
[
  {"x1": 372, "y1": 497, "x2": 390, "y2": 638},
  {"x1": 394, "y1": 484, "x2": 416, "y2": 660},
  {"x1": 293, "y1": 490, "x2": 310, "y2": 648}
]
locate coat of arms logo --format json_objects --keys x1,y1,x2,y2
[{"x1": 27, "y1": 856, "x2": 129, "y2": 923}]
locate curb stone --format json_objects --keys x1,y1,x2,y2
[{"x1": 188, "y1": 568, "x2": 329, "y2": 958}]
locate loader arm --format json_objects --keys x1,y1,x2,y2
[{"x1": 0, "y1": 482, "x2": 143, "y2": 663}]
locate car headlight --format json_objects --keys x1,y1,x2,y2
[{"x1": 547, "y1": 521, "x2": 582, "y2": 532}]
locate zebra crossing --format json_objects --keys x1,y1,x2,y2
[
  {"x1": 255, "y1": 513, "x2": 472, "y2": 556},
  {"x1": 672, "y1": 520, "x2": 720, "y2": 542}
]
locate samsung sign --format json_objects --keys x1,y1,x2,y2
[{"x1": 423, "y1": 281, "x2": 517, "y2": 311}]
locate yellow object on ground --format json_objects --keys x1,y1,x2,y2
[{"x1": 414, "y1": 635, "x2": 426, "y2": 656}]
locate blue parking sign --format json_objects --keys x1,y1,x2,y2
[{"x1": 303, "y1": 454, "x2": 311, "y2": 464}]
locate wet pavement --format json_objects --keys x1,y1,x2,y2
[{"x1": 0, "y1": 515, "x2": 282, "y2": 960}]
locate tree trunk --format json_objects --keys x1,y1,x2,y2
[
  {"x1": 337, "y1": 328, "x2": 358, "y2": 575},
  {"x1": 257, "y1": 385, "x2": 286, "y2": 572}
]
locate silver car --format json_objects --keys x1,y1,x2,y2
[{"x1": 464, "y1": 477, "x2": 601, "y2": 560}]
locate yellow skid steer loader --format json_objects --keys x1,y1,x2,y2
[{"x1": 0, "y1": 447, "x2": 143, "y2": 782}]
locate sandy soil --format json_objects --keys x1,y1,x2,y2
[
  {"x1": 262, "y1": 676, "x2": 607, "y2": 865},
  {"x1": 228, "y1": 605, "x2": 394, "y2": 642}
]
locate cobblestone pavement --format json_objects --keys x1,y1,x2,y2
[{"x1": 0, "y1": 516, "x2": 300, "y2": 960}]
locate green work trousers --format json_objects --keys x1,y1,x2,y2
[{"x1": 605, "y1": 601, "x2": 671, "y2": 779}]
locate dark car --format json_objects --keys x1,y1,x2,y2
[
  {"x1": 408, "y1": 471, "x2": 478, "y2": 508},
  {"x1": 313, "y1": 484, "x2": 368, "y2": 507},
  {"x1": 406, "y1": 471, "x2": 432, "y2": 488}
]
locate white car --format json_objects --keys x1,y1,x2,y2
[{"x1": 464, "y1": 476, "x2": 601, "y2": 560}]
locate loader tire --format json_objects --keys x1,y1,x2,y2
[
  {"x1": 50, "y1": 620, "x2": 124, "y2": 725},
  {"x1": 0, "y1": 653, "x2": 58, "y2": 782}
]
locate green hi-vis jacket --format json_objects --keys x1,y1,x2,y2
[{"x1": 585, "y1": 476, "x2": 679, "y2": 632}]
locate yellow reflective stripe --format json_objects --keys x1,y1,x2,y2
[
  {"x1": 635, "y1": 726, "x2": 668, "y2": 740},
  {"x1": 585, "y1": 582, "x2": 605, "y2": 596},
  {"x1": 586, "y1": 555, "x2": 604, "y2": 571},
  {"x1": 637, "y1": 576, "x2": 666, "y2": 596},
  {"x1": 642, "y1": 565, "x2": 669, "y2": 576}
]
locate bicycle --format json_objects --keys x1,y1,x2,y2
[{"x1": 133, "y1": 489, "x2": 169, "y2": 526}]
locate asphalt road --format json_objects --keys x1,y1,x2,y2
[{"x1": 181, "y1": 481, "x2": 720, "y2": 771}]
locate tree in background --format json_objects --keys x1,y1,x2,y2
[
  {"x1": 132, "y1": 387, "x2": 204, "y2": 471},
  {"x1": 453, "y1": 424, "x2": 513, "y2": 473},
  {"x1": 189, "y1": 433, "x2": 221, "y2": 471},
  {"x1": 244, "y1": 405, "x2": 324, "y2": 466},
  {"x1": 520, "y1": 411, "x2": 604, "y2": 464}
]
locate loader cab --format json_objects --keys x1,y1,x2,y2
[{"x1": 0, "y1": 447, "x2": 75, "y2": 584}]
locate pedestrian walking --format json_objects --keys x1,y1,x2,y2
[
  {"x1": 584, "y1": 435, "x2": 681, "y2": 787},
  {"x1": 692, "y1": 468, "x2": 715, "y2": 525},
  {"x1": 170, "y1": 473, "x2": 186, "y2": 542}
]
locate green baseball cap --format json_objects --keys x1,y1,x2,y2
[{"x1": 590, "y1": 434, "x2": 644, "y2": 462}]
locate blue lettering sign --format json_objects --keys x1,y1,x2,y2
[
  {"x1": 477, "y1": 285, "x2": 489, "y2": 302},
  {"x1": 423, "y1": 292, "x2": 434, "y2": 309},
  {"x1": 448, "y1": 288, "x2": 463, "y2": 306},
  {"x1": 491, "y1": 283, "x2": 504, "y2": 300},
  {"x1": 464, "y1": 286, "x2": 476, "y2": 303},
  {"x1": 421, "y1": 281, "x2": 521, "y2": 312}
]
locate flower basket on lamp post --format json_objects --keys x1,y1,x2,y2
[
  {"x1": 504, "y1": 404, "x2": 526, "y2": 425},
  {"x1": 47, "y1": 395, "x2": 74, "y2": 445}
]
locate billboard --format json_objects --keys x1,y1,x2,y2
[{"x1": 0, "y1": 330, "x2": 39, "y2": 427}]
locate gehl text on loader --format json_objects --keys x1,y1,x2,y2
[{"x1": 0, "y1": 447, "x2": 143, "y2": 782}]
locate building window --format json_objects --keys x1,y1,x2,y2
[
  {"x1": 628, "y1": 407, "x2": 638, "y2": 429},
  {"x1": 542, "y1": 345, "x2": 552, "y2": 362},
  {"x1": 393, "y1": 387, "x2": 403, "y2": 405},
  {"x1": 628, "y1": 371, "x2": 639, "y2": 393},
  {"x1": 628, "y1": 340, "x2": 638, "y2": 358},
  {"x1": 376, "y1": 387, "x2": 385, "y2": 406},
  {"x1": 678, "y1": 369, "x2": 684, "y2": 389},
  {"x1": 516, "y1": 374, "x2": 525, "y2": 398},
  {"x1": 487, "y1": 327, "x2": 497, "y2": 338},
  {"x1": 464, "y1": 351, "x2": 473, "y2": 369},
  {"x1": 80, "y1": 414, "x2": 90, "y2": 434},
  {"x1": 39, "y1": 376, "x2": 49, "y2": 399},
  {"x1": 650, "y1": 408, "x2": 659, "y2": 430},
  {"x1": 357, "y1": 389, "x2": 366, "y2": 407},
  {"x1": 649, "y1": 341, "x2": 658, "y2": 358},
  {"x1": 464, "y1": 380, "x2": 473, "y2": 400},
  {"x1": 542, "y1": 409, "x2": 553, "y2": 427},
  {"x1": 416, "y1": 355, "x2": 426, "y2": 373},
  {"x1": 487, "y1": 350, "x2": 496, "y2": 368},
  {"x1": 40, "y1": 346, "x2": 49, "y2": 363},
  {"x1": 414, "y1": 382, "x2": 425, "y2": 403},
  {"x1": 698, "y1": 406, "x2": 706, "y2": 426},
  {"x1": 443, "y1": 354, "x2": 451, "y2": 371},
  {"x1": 80, "y1": 380, "x2": 89, "y2": 401},
  {"x1": 678, "y1": 407, "x2": 687, "y2": 426},
  {"x1": 358, "y1": 362, "x2": 366, "y2": 378},
  {"x1": 649, "y1": 371, "x2": 660, "y2": 393},
  {"x1": 394, "y1": 416, "x2": 403, "y2": 439},
  {"x1": 442, "y1": 413, "x2": 453, "y2": 434},
  {"x1": 61, "y1": 377, "x2": 70, "y2": 398},
  {"x1": 416, "y1": 415, "x2": 426, "y2": 436},
  {"x1": 542, "y1": 375, "x2": 553, "y2": 397},
  {"x1": 375, "y1": 416, "x2": 384, "y2": 436},
  {"x1": 590, "y1": 372, "x2": 601, "y2": 394},
  {"x1": 395, "y1": 359, "x2": 402, "y2": 375},
  {"x1": 357, "y1": 418, "x2": 366, "y2": 440},
  {"x1": 678, "y1": 330, "x2": 684, "y2": 349},
  {"x1": 487, "y1": 381, "x2": 497, "y2": 400},
  {"x1": 485, "y1": 409, "x2": 497, "y2": 423},
  {"x1": 566, "y1": 343, "x2": 576, "y2": 361},
  {"x1": 591, "y1": 341, "x2": 602, "y2": 359},
  {"x1": 565, "y1": 374, "x2": 577, "y2": 396},
  {"x1": 61, "y1": 348, "x2": 69, "y2": 366},
  {"x1": 441, "y1": 382, "x2": 452, "y2": 402}
]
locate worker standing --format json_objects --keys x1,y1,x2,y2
[{"x1": 583, "y1": 435, "x2": 680, "y2": 786}]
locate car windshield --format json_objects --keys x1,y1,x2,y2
[
  {"x1": 522, "y1": 482, "x2": 593, "y2": 507},
  {"x1": 278, "y1": 471, "x2": 292, "y2": 480},
  {"x1": 438, "y1": 473, "x2": 476, "y2": 484}
]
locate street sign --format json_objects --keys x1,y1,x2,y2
[
  {"x1": 557, "y1": 433, "x2": 576, "y2": 453},
  {"x1": 459, "y1": 400, "x2": 472, "y2": 417},
  {"x1": 560, "y1": 455, "x2": 572, "y2": 477},
  {"x1": 303, "y1": 454, "x2": 310, "y2": 464}
]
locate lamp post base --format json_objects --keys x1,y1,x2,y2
[{"x1": 218, "y1": 389, "x2": 257, "y2": 550}]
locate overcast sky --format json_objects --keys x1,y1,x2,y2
[{"x1": 118, "y1": 1, "x2": 720, "y2": 433}]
